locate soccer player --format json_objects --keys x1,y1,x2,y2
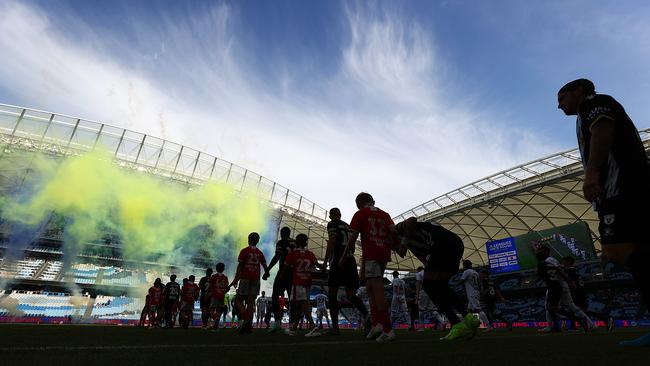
[
  {"x1": 208, "y1": 262, "x2": 229, "y2": 331},
  {"x1": 162, "y1": 274, "x2": 181, "y2": 328},
  {"x1": 461, "y1": 261, "x2": 490, "y2": 330},
  {"x1": 562, "y1": 257, "x2": 605, "y2": 331},
  {"x1": 557, "y1": 78, "x2": 650, "y2": 346},
  {"x1": 256, "y1": 291, "x2": 270, "y2": 328},
  {"x1": 323, "y1": 207, "x2": 370, "y2": 335},
  {"x1": 230, "y1": 232, "x2": 269, "y2": 334},
  {"x1": 341, "y1": 192, "x2": 403, "y2": 343},
  {"x1": 263, "y1": 226, "x2": 295, "y2": 332},
  {"x1": 415, "y1": 266, "x2": 445, "y2": 331},
  {"x1": 180, "y1": 275, "x2": 200, "y2": 328},
  {"x1": 479, "y1": 269, "x2": 511, "y2": 332},
  {"x1": 390, "y1": 271, "x2": 412, "y2": 330},
  {"x1": 535, "y1": 245, "x2": 591, "y2": 333},
  {"x1": 148, "y1": 278, "x2": 163, "y2": 328},
  {"x1": 198, "y1": 268, "x2": 213, "y2": 329},
  {"x1": 283, "y1": 233, "x2": 324, "y2": 337},
  {"x1": 395, "y1": 217, "x2": 480, "y2": 341},
  {"x1": 313, "y1": 288, "x2": 330, "y2": 329},
  {"x1": 222, "y1": 291, "x2": 230, "y2": 328}
]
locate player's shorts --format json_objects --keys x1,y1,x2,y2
[
  {"x1": 466, "y1": 294, "x2": 481, "y2": 312},
  {"x1": 164, "y1": 299, "x2": 179, "y2": 312},
  {"x1": 364, "y1": 260, "x2": 387, "y2": 279},
  {"x1": 149, "y1": 304, "x2": 158, "y2": 313},
  {"x1": 546, "y1": 283, "x2": 568, "y2": 308},
  {"x1": 272, "y1": 272, "x2": 292, "y2": 297},
  {"x1": 598, "y1": 195, "x2": 650, "y2": 245},
  {"x1": 328, "y1": 257, "x2": 360, "y2": 290},
  {"x1": 424, "y1": 235, "x2": 464, "y2": 274},
  {"x1": 316, "y1": 308, "x2": 328, "y2": 318},
  {"x1": 180, "y1": 301, "x2": 194, "y2": 312},
  {"x1": 210, "y1": 296, "x2": 225, "y2": 309},
  {"x1": 291, "y1": 285, "x2": 310, "y2": 301},
  {"x1": 200, "y1": 296, "x2": 210, "y2": 309},
  {"x1": 239, "y1": 279, "x2": 260, "y2": 297}
]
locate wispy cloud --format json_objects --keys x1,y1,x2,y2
[{"x1": 0, "y1": 0, "x2": 557, "y2": 219}]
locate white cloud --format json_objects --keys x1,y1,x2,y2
[{"x1": 0, "y1": 1, "x2": 558, "y2": 220}]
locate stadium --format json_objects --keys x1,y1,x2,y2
[{"x1": 1, "y1": 101, "x2": 650, "y2": 365}]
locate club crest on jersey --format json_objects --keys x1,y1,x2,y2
[{"x1": 603, "y1": 214, "x2": 615, "y2": 225}]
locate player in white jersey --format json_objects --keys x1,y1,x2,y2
[
  {"x1": 313, "y1": 289, "x2": 330, "y2": 329},
  {"x1": 256, "y1": 291, "x2": 270, "y2": 328},
  {"x1": 390, "y1": 271, "x2": 412, "y2": 329},
  {"x1": 461, "y1": 261, "x2": 490, "y2": 330}
]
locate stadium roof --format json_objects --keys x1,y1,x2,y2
[
  {"x1": 392, "y1": 127, "x2": 650, "y2": 268},
  {"x1": 0, "y1": 103, "x2": 329, "y2": 226}
]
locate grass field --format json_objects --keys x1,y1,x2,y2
[{"x1": 0, "y1": 324, "x2": 648, "y2": 366}]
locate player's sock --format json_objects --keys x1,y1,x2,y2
[
  {"x1": 329, "y1": 293, "x2": 339, "y2": 329},
  {"x1": 349, "y1": 295, "x2": 368, "y2": 316},
  {"x1": 478, "y1": 311, "x2": 490, "y2": 328},
  {"x1": 370, "y1": 305, "x2": 378, "y2": 325},
  {"x1": 381, "y1": 310, "x2": 392, "y2": 333}
]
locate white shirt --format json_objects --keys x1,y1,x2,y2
[
  {"x1": 415, "y1": 270, "x2": 424, "y2": 282},
  {"x1": 256, "y1": 296, "x2": 269, "y2": 312},
  {"x1": 461, "y1": 269, "x2": 481, "y2": 299},
  {"x1": 392, "y1": 278, "x2": 406, "y2": 299},
  {"x1": 314, "y1": 293, "x2": 328, "y2": 311},
  {"x1": 357, "y1": 287, "x2": 368, "y2": 303}
]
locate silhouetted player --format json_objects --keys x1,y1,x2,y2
[
  {"x1": 263, "y1": 226, "x2": 295, "y2": 332},
  {"x1": 231, "y1": 232, "x2": 269, "y2": 334},
  {"x1": 163, "y1": 274, "x2": 181, "y2": 328},
  {"x1": 198, "y1": 268, "x2": 213, "y2": 328},
  {"x1": 323, "y1": 207, "x2": 369, "y2": 335},
  {"x1": 395, "y1": 217, "x2": 479, "y2": 341},
  {"x1": 557, "y1": 79, "x2": 650, "y2": 346}
]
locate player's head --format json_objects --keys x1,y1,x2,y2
[
  {"x1": 392, "y1": 270, "x2": 399, "y2": 279},
  {"x1": 329, "y1": 207, "x2": 341, "y2": 220},
  {"x1": 395, "y1": 217, "x2": 418, "y2": 237},
  {"x1": 248, "y1": 232, "x2": 260, "y2": 246},
  {"x1": 295, "y1": 233, "x2": 308, "y2": 248},
  {"x1": 535, "y1": 245, "x2": 551, "y2": 260},
  {"x1": 170, "y1": 274, "x2": 177, "y2": 282},
  {"x1": 355, "y1": 192, "x2": 375, "y2": 209},
  {"x1": 261, "y1": 291, "x2": 265, "y2": 296},
  {"x1": 462, "y1": 260, "x2": 472, "y2": 269},
  {"x1": 189, "y1": 275, "x2": 195, "y2": 282},
  {"x1": 280, "y1": 226, "x2": 291, "y2": 240},
  {"x1": 557, "y1": 78, "x2": 595, "y2": 115},
  {"x1": 480, "y1": 269, "x2": 490, "y2": 278},
  {"x1": 216, "y1": 262, "x2": 225, "y2": 273},
  {"x1": 562, "y1": 256, "x2": 575, "y2": 266},
  {"x1": 416, "y1": 266, "x2": 424, "y2": 272},
  {"x1": 183, "y1": 278, "x2": 188, "y2": 284},
  {"x1": 154, "y1": 277, "x2": 162, "y2": 286},
  {"x1": 206, "y1": 267, "x2": 213, "y2": 276}
]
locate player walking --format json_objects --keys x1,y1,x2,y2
[
  {"x1": 313, "y1": 289, "x2": 330, "y2": 329},
  {"x1": 198, "y1": 268, "x2": 213, "y2": 329},
  {"x1": 479, "y1": 269, "x2": 511, "y2": 332},
  {"x1": 162, "y1": 274, "x2": 181, "y2": 328},
  {"x1": 256, "y1": 291, "x2": 270, "y2": 328},
  {"x1": 179, "y1": 275, "x2": 200, "y2": 328},
  {"x1": 461, "y1": 261, "x2": 490, "y2": 331},
  {"x1": 263, "y1": 227, "x2": 295, "y2": 333},
  {"x1": 147, "y1": 278, "x2": 163, "y2": 328},
  {"x1": 230, "y1": 232, "x2": 269, "y2": 334},
  {"x1": 323, "y1": 207, "x2": 370, "y2": 335},
  {"x1": 390, "y1": 271, "x2": 412, "y2": 329},
  {"x1": 209, "y1": 263, "x2": 230, "y2": 331}
]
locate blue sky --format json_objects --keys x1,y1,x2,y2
[{"x1": 1, "y1": 0, "x2": 649, "y2": 219}]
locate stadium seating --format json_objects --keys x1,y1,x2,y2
[{"x1": 0, "y1": 291, "x2": 87, "y2": 318}]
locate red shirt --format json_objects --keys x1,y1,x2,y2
[
  {"x1": 181, "y1": 282, "x2": 200, "y2": 302},
  {"x1": 284, "y1": 248, "x2": 317, "y2": 286},
  {"x1": 148, "y1": 286, "x2": 162, "y2": 305},
  {"x1": 349, "y1": 206, "x2": 395, "y2": 263},
  {"x1": 238, "y1": 246, "x2": 266, "y2": 280},
  {"x1": 209, "y1": 273, "x2": 229, "y2": 299}
]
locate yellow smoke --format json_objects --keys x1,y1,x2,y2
[{"x1": 2, "y1": 151, "x2": 269, "y2": 271}]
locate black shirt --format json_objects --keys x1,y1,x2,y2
[
  {"x1": 164, "y1": 281, "x2": 181, "y2": 301},
  {"x1": 198, "y1": 275, "x2": 210, "y2": 300},
  {"x1": 481, "y1": 277, "x2": 497, "y2": 302},
  {"x1": 274, "y1": 238, "x2": 295, "y2": 272},
  {"x1": 395, "y1": 221, "x2": 460, "y2": 264},
  {"x1": 577, "y1": 94, "x2": 650, "y2": 203},
  {"x1": 327, "y1": 219, "x2": 352, "y2": 265}
]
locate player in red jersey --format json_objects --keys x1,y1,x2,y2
[
  {"x1": 341, "y1": 192, "x2": 402, "y2": 343},
  {"x1": 148, "y1": 278, "x2": 163, "y2": 328},
  {"x1": 209, "y1": 262, "x2": 230, "y2": 331},
  {"x1": 283, "y1": 233, "x2": 325, "y2": 336},
  {"x1": 179, "y1": 275, "x2": 200, "y2": 328},
  {"x1": 230, "y1": 232, "x2": 269, "y2": 334}
]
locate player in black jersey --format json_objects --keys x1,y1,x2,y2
[
  {"x1": 562, "y1": 257, "x2": 614, "y2": 331},
  {"x1": 395, "y1": 217, "x2": 479, "y2": 340},
  {"x1": 162, "y1": 274, "x2": 181, "y2": 328},
  {"x1": 263, "y1": 226, "x2": 295, "y2": 332},
  {"x1": 323, "y1": 208, "x2": 369, "y2": 335},
  {"x1": 479, "y1": 269, "x2": 512, "y2": 332},
  {"x1": 198, "y1": 268, "x2": 213, "y2": 328},
  {"x1": 558, "y1": 79, "x2": 650, "y2": 345}
]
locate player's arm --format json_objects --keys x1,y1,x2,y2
[
  {"x1": 230, "y1": 262, "x2": 243, "y2": 288},
  {"x1": 584, "y1": 118, "x2": 616, "y2": 203},
  {"x1": 323, "y1": 229, "x2": 337, "y2": 268},
  {"x1": 261, "y1": 256, "x2": 269, "y2": 278},
  {"x1": 340, "y1": 230, "x2": 359, "y2": 267}
]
